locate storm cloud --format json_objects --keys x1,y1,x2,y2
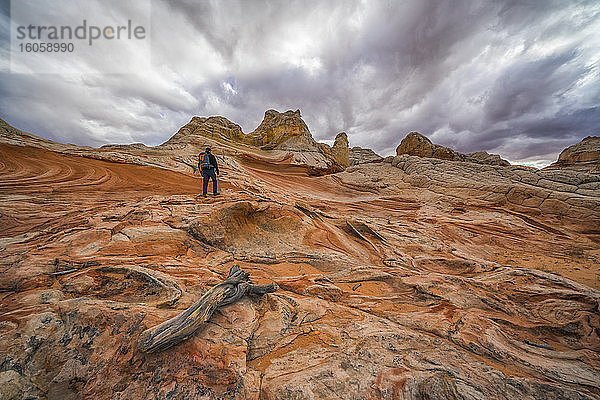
[{"x1": 1, "y1": 0, "x2": 598, "y2": 166}]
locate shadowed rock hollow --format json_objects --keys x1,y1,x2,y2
[{"x1": 0, "y1": 114, "x2": 599, "y2": 399}]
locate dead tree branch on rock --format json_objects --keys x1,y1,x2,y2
[{"x1": 137, "y1": 265, "x2": 278, "y2": 353}]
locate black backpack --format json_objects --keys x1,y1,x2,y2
[{"x1": 198, "y1": 152, "x2": 211, "y2": 171}]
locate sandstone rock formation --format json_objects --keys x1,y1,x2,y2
[
  {"x1": 396, "y1": 131, "x2": 511, "y2": 166},
  {"x1": 546, "y1": 136, "x2": 600, "y2": 172},
  {"x1": 1, "y1": 118, "x2": 599, "y2": 399},
  {"x1": 245, "y1": 109, "x2": 308, "y2": 149},
  {"x1": 331, "y1": 132, "x2": 350, "y2": 168},
  {"x1": 164, "y1": 116, "x2": 245, "y2": 146},
  {"x1": 244, "y1": 109, "x2": 346, "y2": 174},
  {"x1": 349, "y1": 146, "x2": 383, "y2": 165},
  {"x1": 389, "y1": 154, "x2": 600, "y2": 232},
  {"x1": 163, "y1": 109, "x2": 347, "y2": 175},
  {"x1": 466, "y1": 150, "x2": 512, "y2": 166}
]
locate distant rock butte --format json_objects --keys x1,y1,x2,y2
[
  {"x1": 546, "y1": 136, "x2": 600, "y2": 172},
  {"x1": 349, "y1": 146, "x2": 383, "y2": 166},
  {"x1": 245, "y1": 109, "x2": 309, "y2": 149},
  {"x1": 396, "y1": 132, "x2": 511, "y2": 166},
  {"x1": 163, "y1": 116, "x2": 245, "y2": 146}
]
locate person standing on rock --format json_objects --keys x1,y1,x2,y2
[{"x1": 198, "y1": 146, "x2": 220, "y2": 197}]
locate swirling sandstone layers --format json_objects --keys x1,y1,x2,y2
[{"x1": 0, "y1": 121, "x2": 599, "y2": 399}]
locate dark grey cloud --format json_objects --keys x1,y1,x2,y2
[{"x1": 0, "y1": 0, "x2": 598, "y2": 166}]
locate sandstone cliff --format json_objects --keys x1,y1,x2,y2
[
  {"x1": 546, "y1": 136, "x2": 600, "y2": 172},
  {"x1": 396, "y1": 131, "x2": 511, "y2": 166},
  {"x1": 0, "y1": 117, "x2": 599, "y2": 400}
]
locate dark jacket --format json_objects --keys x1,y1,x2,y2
[{"x1": 201, "y1": 152, "x2": 219, "y2": 174}]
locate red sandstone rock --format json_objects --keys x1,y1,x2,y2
[{"x1": 0, "y1": 117, "x2": 599, "y2": 399}]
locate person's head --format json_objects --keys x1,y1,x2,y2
[{"x1": 205, "y1": 147, "x2": 211, "y2": 153}]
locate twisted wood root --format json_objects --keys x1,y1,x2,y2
[{"x1": 137, "y1": 265, "x2": 278, "y2": 353}]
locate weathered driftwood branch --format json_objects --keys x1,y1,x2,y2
[{"x1": 137, "y1": 265, "x2": 278, "y2": 353}]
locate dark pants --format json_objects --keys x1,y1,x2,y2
[{"x1": 202, "y1": 169, "x2": 218, "y2": 195}]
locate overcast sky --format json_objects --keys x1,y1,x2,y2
[{"x1": 1, "y1": 0, "x2": 599, "y2": 167}]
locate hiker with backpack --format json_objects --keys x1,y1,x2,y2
[{"x1": 198, "y1": 147, "x2": 220, "y2": 197}]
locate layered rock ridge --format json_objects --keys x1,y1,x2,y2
[
  {"x1": 387, "y1": 131, "x2": 599, "y2": 232},
  {"x1": 349, "y1": 146, "x2": 383, "y2": 166},
  {"x1": 546, "y1": 136, "x2": 600, "y2": 172},
  {"x1": 1, "y1": 109, "x2": 351, "y2": 176},
  {"x1": 396, "y1": 131, "x2": 511, "y2": 166},
  {"x1": 163, "y1": 116, "x2": 245, "y2": 146},
  {"x1": 163, "y1": 109, "x2": 348, "y2": 174}
]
